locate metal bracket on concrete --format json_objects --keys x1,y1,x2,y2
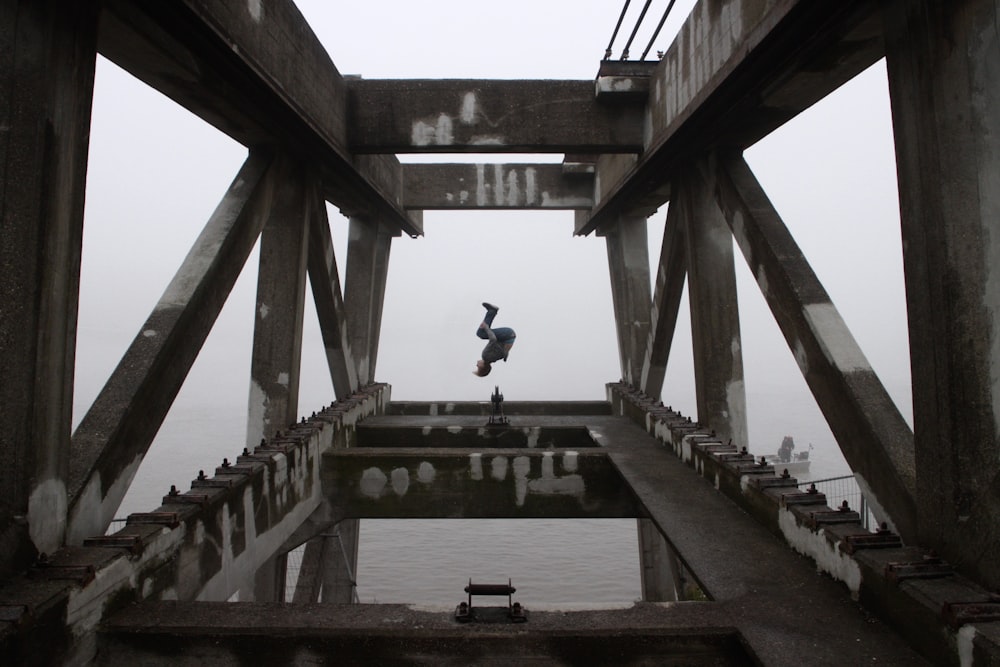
[
  {"x1": 455, "y1": 578, "x2": 526, "y2": 623},
  {"x1": 942, "y1": 601, "x2": 1000, "y2": 629},
  {"x1": 488, "y1": 386, "x2": 509, "y2": 426},
  {"x1": 885, "y1": 557, "x2": 953, "y2": 583}
]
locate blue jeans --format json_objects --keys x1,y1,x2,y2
[{"x1": 477, "y1": 307, "x2": 516, "y2": 345}]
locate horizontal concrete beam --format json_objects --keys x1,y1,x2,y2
[
  {"x1": 402, "y1": 164, "x2": 594, "y2": 210},
  {"x1": 580, "y1": 0, "x2": 883, "y2": 234},
  {"x1": 322, "y1": 449, "x2": 640, "y2": 519},
  {"x1": 356, "y1": 424, "x2": 598, "y2": 448},
  {"x1": 97, "y1": 0, "x2": 419, "y2": 236},
  {"x1": 347, "y1": 79, "x2": 645, "y2": 153}
]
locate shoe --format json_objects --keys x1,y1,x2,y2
[{"x1": 482, "y1": 302, "x2": 499, "y2": 312}]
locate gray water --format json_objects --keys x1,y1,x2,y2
[{"x1": 112, "y1": 391, "x2": 853, "y2": 608}]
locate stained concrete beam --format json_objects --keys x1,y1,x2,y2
[
  {"x1": 402, "y1": 164, "x2": 594, "y2": 210},
  {"x1": 710, "y1": 152, "x2": 916, "y2": 541},
  {"x1": 347, "y1": 79, "x2": 645, "y2": 153},
  {"x1": 323, "y1": 449, "x2": 639, "y2": 520},
  {"x1": 67, "y1": 153, "x2": 276, "y2": 543},
  {"x1": 579, "y1": 0, "x2": 883, "y2": 234},
  {"x1": 97, "y1": 0, "x2": 418, "y2": 236},
  {"x1": 602, "y1": 216, "x2": 653, "y2": 386},
  {"x1": 343, "y1": 218, "x2": 394, "y2": 385}
]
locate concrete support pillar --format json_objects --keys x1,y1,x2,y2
[
  {"x1": 883, "y1": 0, "x2": 1000, "y2": 589},
  {"x1": 636, "y1": 519, "x2": 678, "y2": 602},
  {"x1": 252, "y1": 551, "x2": 288, "y2": 602},
  {"x1": 320, "y1": 520, "x2": 360, "y2": 604},
  {"x1": 291, "y1": 538, "x2": 325, "y2": 603},
  {"x1": 603, "y1": 216, "x2": 653, "y2": 386},
  {"x1": 0, "y1": 0, "x2": 98, "y2": 577},
  {"x1": 641, "y1": 199, "x2": 688, "y2": 399},
  {"x1": 344, "y1": 219, "x2": 394, "y2": 385},
  {"x1": 681, "y1": 172, "x2": 748, "y2": 448},
  {"x1": 247, "y1": 157, "x2": 310, "y2": 447}
]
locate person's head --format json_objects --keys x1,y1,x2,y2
[{"x1": 473, "y1": 359, "x2": 492, "y2": 376}]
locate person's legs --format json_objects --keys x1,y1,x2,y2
[
  {"x1": 476, "y1": 303, "x2": 500, "y2": 339},
  {"x1": 491, "y1": 326, "x2": 516, "y2": 346}
]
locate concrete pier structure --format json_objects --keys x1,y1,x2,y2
[{"x1": 2, "y1": 0, "x2": 1000, "y2": 664}]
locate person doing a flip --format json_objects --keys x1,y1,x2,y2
[{"x1": 473, "y1": 302, "x2": 516, "y2": 377}]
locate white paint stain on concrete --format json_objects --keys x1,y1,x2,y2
[
  {"x1": 563, "y1": 451, "x2": 579, "y2": 473},
  {"x1": 491, "y1": 456, "x2": 508, "y2": 481},
  {"x1": 445, "y1": 403, "x2": 455, "y2": 414},
  {"x1": 541, "y1": 452, "x2": 555, "y2": 477},
  {"x1": 277, "y1": 372, "x2": 289, "y2": 388},
  {"x1": 505, "y1": 170, "x2": 521, "y2": 205},
  {"x1": 958, "y1": 624, "x2": 976, "y2": 667},
  {"x1": 447, "y1": 426, "x2": 462, "y2": 434},
  {"x1": 778, "y1": 508, "x2": 862, "y2": 595},
  {"x1": 141, "y1": 329, "x2": 158, "y2": 339},
  {"x1": 792, "y1": 337, "x2": 809, "y2": 376},
  {"x1": 422, "y1": 426, "x2": 432, "y2": 436},
  {"x1": 258, "y1": 302, "x2": 270, "y2": 319},
  {"x1": 417, "y1": 461, "x2": 435, "y2": 484},
  {"x1": 469, "y1": 454, "x2": 483, "y2": 481},
  {"x1": 360, "y1": 467, "x2": 387, "y2": 499},
  {"x1": 803, "y1": 303, "x2": 872, "y2": 373},
  {"x1": 525, "y1": 427, "x2": 541, "y2": 449},
  {"x1": 429, "y1": 404, "x2": 438, "y2": 416},
  {"x1": 513, "y1": 456, "x2": 531, "y2": 506},
  {"x1": 28, "y1": 478, "x2": 66, "y2": 554},
  {"x1": 390, "y1": 467, "x2": 410, "y2": 496},
  {"x1": 460, "y1": 92, "x2": 477, "y2": 123},
  {"x1": 525, "y1": 167, "x2": 537, "y2": 204},
  {"x1": 247, "y1": 0, "x2": 262, "y2": 22}
]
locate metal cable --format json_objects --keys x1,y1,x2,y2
[
  {"x1": 640, "y1": 0, "x2": 679, "y2": 60},
  {"x1": 620, "y1": 0, "x2": 654, "y2": 60},
  {"x1": 605, "y1": 0, "x2": 632, "y2": 59}
]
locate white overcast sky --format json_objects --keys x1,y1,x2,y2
[{"x1": 76, "y1": 0, "x2": 910, "y2": 511}]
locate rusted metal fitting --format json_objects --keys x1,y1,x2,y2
[
  {"x1": 807, "y1": 483, "x2": 818, "y2": 494},
  {"x1": 221, "y1": 458, "x2": 230, "y2": 468},
  {"x1": 839, "y1": 500, "x2": 851, "y2": 512},
  {"x1": 168, "y1": 485, "x2": 179, "y2": 497},
  {"x1": 197, "y1": 470, "x2": 206, "y2": 481}
]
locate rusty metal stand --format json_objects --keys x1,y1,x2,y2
[
  {"x1": 488, "y1": 385, "x2": 509, "y2": 426},
  {"x1": 455, "y1": 578, "x2": 526, "y2": 623}
]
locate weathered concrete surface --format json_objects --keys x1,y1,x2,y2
[
  {"x1": 343, "y1": 218, "x2": 393, "y2": 385},
  {"x1": 323, "y1": 448, "x2": 638, "y2": 520},
  {"x1": 68, "y1": 153, "x2": 277, "y2": 545},
  {"x1": 682, "y1": 169, "x2": 748, "y2": 448},
  {"x1": 402, "y1": 163, "x2": 594, "y2": 210},
  {"x1": 97, "y1": 0, "x2": 419, "y2": 235},
  {"x1": 347, "y1": 79, "x2": 644, "y2": 153},
  {"x1": 388, "y1": 401, "x2": 613, "y2": 417},
  {"x1": 580, "y1": 0, "x2": 883, "y2": 233},
  {"x1": 0, "y1": 386, "x2": 388, "y2": 666},
  {"x1": 883, "y1": 0, "x2": 1000, "y2": 591},
  {"x1": 602, "y1": 216, "x2": 653, "y2": 386},
  {"x1": 357, "y1": 420, "x2": 598, "y2": 448},
  {"x1": 247, "y1": 156, "x2": 311, "y2": 448},
  {"x1": 98, "y1": 601, "x2": 749, "y2": 666},
  {"x1": 710, "y1": 152, "x2": 916, "y2": 541},
  {"x1": 0, "y1": 0, "x2": 99, "y2": 579}
]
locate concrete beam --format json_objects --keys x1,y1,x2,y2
[
  {"x1": 347, "y1": 79, "x2": 644, "y2": 153},
  {"x1": 246, "y1": 156, "x2": 310, "y2": 448},
  {"x1": 710, "y1": 152, "x2": 916, "y2": 541},
  {"x1": 306, "y1": 197, "x2": 359, "y2": 400},
  {"x1": 97, "y1": 0, "x2": 418, "y2": 236},
  {"x1": 0, "y1": 0, "x2": 99, "y2": 576},
  {"x1": 401, "y1": 164, "x2": 594, "y2": 210},
  {"x1": 640, "y1": 202, "x2": 687, "y2": 399},
  {"x1": 67, "y1": 152, "x2": 276, "y2": 543},
  {"x1": 323, "y1": 449, "x2": 640, "y2": 520},
  {"x1": 319, "y1": 521, "x2": 359, "y2": 604},
  {"x1": 603, "y1": 217, "x2": 653, "y2": 386},
  {"x1": 883, "y1": 0, "x2": 1000, "y2": 590},
  {"x1": 579, "y1": 1, "x2": 883, "y2": 234},
  {"x1": 682, "y1": 169, "x2": 748, "y2": 448},
  {"x1": 343, "y1": 218, "x2": 394, "y2": 385}
]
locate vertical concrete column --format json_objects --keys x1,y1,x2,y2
[
  {"x1": 636, "y1": 519, "x2": 678, "y2": 602},
  {"x1": 602, "y1": 216, "x2": 653, "y2": 386},
  {"x1": 291, "y1": 538, "x2": 325, "y2": 603},
  {"x1": 883, "y1": 0, "x2": 1000, "y2": 589},
  {"x1": 320, "y1": 520, "x2": 360, "y2": 603},
  {"x1": 682, "y1": 172, "x2": 748, "y2": 447},
  {"x1": 252, "y1": 551, "x2": 288, "y2": 602},
  {"x1": 246, "y1": 157, "x2": 310, "y2": 447},
  {"x1": 344, "y1": 218, "x2": 394, "y2": 385},
  {"x1": 0, "y1": 0, "x2": 98, "y2": 577}
]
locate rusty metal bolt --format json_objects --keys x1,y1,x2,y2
[
  {"x1": 781, "y1": 469, "x2": 790, "y2": 479},
  {"x1": 243, "y1": 448, "x2": 250, "y2": 456},
  {"x1": 259, "y1": 438, "x2": 266, "y2": 447},
  {"x1": 759, "y1": 456, "x2": 767, "y2": 466},
  {"x1": 807, "y1": 483, "x2": 818, "y2": 494},
  {"x1": 197, "y1": 470, "x2": 206, "y2": 481},
  {"x1": 740, "y1": 447, "x2": 748, "y2": 455},
  {"x1": 221, "y1": 458, "x2": 230, "y2": 468},
  {"x1": 839, "y1": 500, "x2": 851, "y2": 512},
  {"x1": 877, "y1": 522, "x2": 891, "y2": 535},
  {"x1": 168, "y1": 485, "x2": 179, "y2": 496}
]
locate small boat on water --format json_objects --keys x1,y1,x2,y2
[{"x1": 764, "y1": 435, "x2": 812, "y2": 475}]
